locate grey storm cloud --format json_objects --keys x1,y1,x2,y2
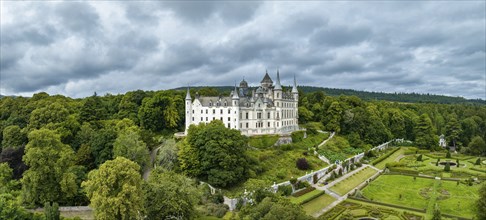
[{"x1": 0, "y1": 1, "x2": 485, "y2": 99}]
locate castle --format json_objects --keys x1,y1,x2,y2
[{"x1": 185, "y1": 70, "x2": 299, "y2": 136}]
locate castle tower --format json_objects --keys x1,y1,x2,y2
[
  {"x1": 261, "y1": 70, "x2": 273, "y2": 88},
  {"x1": 232, "y1": 85, "x2": 240, "y2": 130},
  {"x1": 292, "y1": 75, "x2": 299, "y2": 101},
  {"x1": 185, "y1": 87, "x2": 192, "y2": 135}
]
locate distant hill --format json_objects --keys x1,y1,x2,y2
[{"x1": 174, "y1": 86, "x2": 485, "y2": 105}]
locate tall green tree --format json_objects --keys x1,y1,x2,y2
[
  {"x1": 445, "y1": 115, "x2": 462, "y2": 149},
  {"x1": 324, "y1": 101, "x2": 342, "y2": 132},
  {"x1": 179, "y1": 120, "x2": 249, "y2": 187},
  {"x1": 80, "y1": 92, "x2": 107, "y2": 122},
  {"x1": 1, "y1": 125, "x2": 27, "y2": 149},
  {"x1": 468, "y1": 136, "x2": 486, "y2": 156},
  {"x1": 143, "y1": 168, "x2": 200, "y2": 219},
  {"x1": 414, "y1": 114, "x2": 437, "y2": 149},
  {"x1": 239, "y1": 197, "x2": 310, "y2": 220},
  {"x1": 21, "y1": 129, "x2": 77, "y2": 206},
  {"x1": 82, "y1": 157, "x2": 144, "y2": 220},
  {"x1": 113, "y1": 127, "x2": 149, "y2": 170}
]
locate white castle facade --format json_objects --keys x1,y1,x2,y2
[{"x1": 185, "y1": 71, "x2": 299, "y2": 136}]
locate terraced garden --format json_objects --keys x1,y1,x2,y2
[{"x1": 329, "y1": 166, "x2": 378, "y2": 196}]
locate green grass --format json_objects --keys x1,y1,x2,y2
[
  {"x1": 60, "y1": 210, "x2": 94, "y2": 220},
  {"x1": 362, "y1": 175, "x2": 432, "y2": 209},
  {"x1": 329, "y1": 167, "x2": 378, "y2": 196},
  {"x1": 248, "y1": 135, "x2": 279, "y2": 148},
  {"x1": 290, "y1": 189, "x2": 324, "y2": 204},
  {"x1": 345, "y1": 198, "x2": 426, "y2": 219},
  {"x1": 361, "y1": 174, "x2": 481, "y2": 218},
  {"x1": 301, "y1": 194, "x2": 336, "y2": 215},
  {"x1": 374, "y1": 148, "x2": 405, "y2": 169},
  {"x1": 436, "y1": 180, "x2": 481, "y2": 218}
]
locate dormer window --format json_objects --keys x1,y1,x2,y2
[
  {"x1": 209, "y1": 101, "x2": 212, "y2": 106},
  {"x1": 224, "y1": 101, "x2": 227, "y2": 106}
]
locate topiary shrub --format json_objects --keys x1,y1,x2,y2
[
  {"x1": 444, "y1": 162, "x2": 450, "y2": 172},
  {"x1": 417, "y1": 154, "x2": 423, "y2": 161},
  {"x1": 446, "y1": 151, "x2": 451, "y2": 158},
  {"x1": 289, "y1": 177, "x2": 298, "y2": 185},
  {"x1": 456, "y1": 159, "x2": 460, "y2": 167},
  {"x1": 296, "y1": 158, "x2": 310, "y2": 170},
  {"x1": 475, "y1": 158, "x2": 481, "y2": 165}
]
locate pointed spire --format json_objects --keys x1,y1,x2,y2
[
  {"x1": 232, "y1": 83, "x2": 239, "y2": 99},
  {"x1": 274, "y1": 69, "x2": 282, "y2": 90},
  {"x1": 185, "y1": 87, "x2": 191, "y2": 100},
  {"x1": 292, "y1": 75, "x2": 298, "y2": 93}
]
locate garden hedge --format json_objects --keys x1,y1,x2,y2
[
  {"x1": 299, "y1": 190, "x2": 326, "y2": 205},
  {"x1": 371, "y1": 147, "x2": 401, "y2": 165},
  {"x1": 291, "y1": 186, "x2": 315, "y2": 197},
  {"x1": 348, "y1": 197, "x2": 426, "y2": 213}
]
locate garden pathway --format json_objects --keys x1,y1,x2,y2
[
  {"x1": 312, "y1": 164, "x2": 381, "y2": 218},
  {"x1": 317, "y1": 131, "x2": 335, "y2": 148},
  {"x1": 143, "y1": 144, "x2": 163, "y2": 180}
]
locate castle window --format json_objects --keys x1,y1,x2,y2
[
  {"x1": 201, "y1": 117, "x2": 203, "y2": 121},
  {"x1": 192, "y1": 110, "x2": 194, "y2": 114},
  {"x1": 228, "y1": 117, "x2": 230, "y2": 121},
  {"x1": 206, "y1": 117, "x2": 208, "y2": 121},
  {"x1": 267, "y1": 112, "x2": 270, "y2": 118},
  {"x1": 220, "y1": 109, "x2": 223, "y2": 114},
  {"x1": 258, "y1": 104, "x2": 260, "y2": 107},
  {"x1": 209, "y1": 102, "x2": 212, "y2": 106},
  {"x1": 246, "y1": 112, "x2": 249, "y2": 119},
  {"x1": 224, "y1": 102, "x2": 227, "y2": 106},
  {"x1": 257, "y1": 113, "x2": 261, "y2": 119},
  {"x1": 246, "y1": 123, "x2": 248, "y2": 128},
  {"x1": 227, "y1": 123, "x2": 230, "y2": 128},
  {"x1": 213, "y1": 109, "x2": 215, "y2": 114},
  {"x1": 268, "y1": 122, "x2": 270, "y2": 127},
  {"x1": 206, "y1": 109, "x2": 208, "y2": 114},
  {"x1": 220, "y1": 117, "x2": 223, "y2": 121},
  {"x1": 200, "y1": 110, "x2": 202, "y2": 113},
  {"x1": 228, "y1": 109, "x2": 231, "y2": 114}
]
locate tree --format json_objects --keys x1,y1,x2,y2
[
  {"x1": 296, "y1": 158, "x2": 310, "y2": 170},
  {"x1": 0, "y1": 146, "x2": 27, "y2": 179},
  {"x1": 21, "y1": 128, "x2": 77, "y2": 206},
  {"x1": 477, "y1": 183, "x2": 486, "y2": 220},
  {"x1": 138, "y1": 92, "x2": 183, "y2": 131},
  {"x1": 143, "y1": 168, "x2": 200, "y2": 220},
  {"x1": 239, "y1": 197, "x2": 309, "y2": 220},
  {"x1": 44, "y1": 202, "x2": 60, "y2": 220},
  {"x1": 475, "y1": 158, "x2": 481, "y2": 165},
  {"x1": 179, "y1": 120, "x2": 249, "y2": 187},
  {"x1": 468, "y1": 136, "x2": 486, "y2": 156},
  {"x1": 324, "y1": 101, "x2": 342, "y2": 133},
  {"x1": 446, "y1": 151, "x2": 451, "y2": 158},
  {"x1": 80, "y1": 93, "x2": 107, "y2": 122},
  {"x1": 82, "y1": 157, "x2": 144, "y2": 220},
  {"x1": 113, "y1": 127, "x2": 149, "y2": 170},
  {"x1": 414, "y1": 114, "x2": 437, "y2": 149},
  {"x1": 29, "y1": 103, "x2": 69, "y2": 130},
  {"x1": 445, "y1": 115, "x2": 462, "y2": 149},
  {"x1": 156, "y1": 139, "x2": 179, "y2": 171},
  {"x1": 2, "y1": 125, "x2": 27, "y2": 149}
]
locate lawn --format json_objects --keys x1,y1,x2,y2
[
  {"x1": 436, "y1": 180, "x2": 481, "y2": 218},
  {"x1": 289, "y1": 189, "x2": 324, "y2": 204},
  {"x1": 361, "y1": 174, "x2": 481, "y2": 218},
  {"x1": 361, "y1": 174, "x2": 433, "y2": 209},
  {"x1": 302, "y1": 194, "x2": 336, "y2": 215},
  {"x1": 248, "y1": 135, "x2": 279, "y2": 149},
  {"x1": 374, "y1": 148, "x2": 405, "y2": 169},
  {"x1": 329, "y1": 167, "x2": 378, "y2": 196}
]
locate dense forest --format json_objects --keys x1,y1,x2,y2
[
  {"x1": 174, "y1": 86, "x2": 486, "y2": 105},
  {"x1": 0, "y1": 88, "x2": 485, "y2": 219}
]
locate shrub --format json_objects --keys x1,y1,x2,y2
[
  {"x1": 446, "y1": 151, "x2": 451, "y2": 158},
  {"x1": 475, "y1": 158, "x2": 481, "y2": 165},
  {"x1": 277, "y1": 185, "x2": 293, "y2": 196},
  {"x1": 456, "y1": 159, "x2": 460, "y2": 167},
  {"x1": 417, "y1": 154, "x2": 423, "y2": 161},
  {"x1": 289, "y1": 177, "x2": 298, "y2": 185},
  {"x1": 297, "y1": 181, "x2": 310, "y2": 189},
  {"x1": 280, "y1": 144, "x2": 293, "y2": 151},
  {"x1": 202, "y1": 203, "x2": 229, "y2": 218},
  {"x1": 444, "y1": 163, "x2": 450, "y2": 172},
  {"x1": 291, "y1": 131, "x2": 305, "y2": 143},
  {"x1": 296, "y1": 158, "x2": 310, "y2": 170}
]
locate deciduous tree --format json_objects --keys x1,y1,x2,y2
[{"x1": 82, "y1": 157, "x2": 144, "y2": 220}]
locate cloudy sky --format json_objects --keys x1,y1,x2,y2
[{"x1": 1, "y1": 1, "x2": 485, "y2": 99}]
